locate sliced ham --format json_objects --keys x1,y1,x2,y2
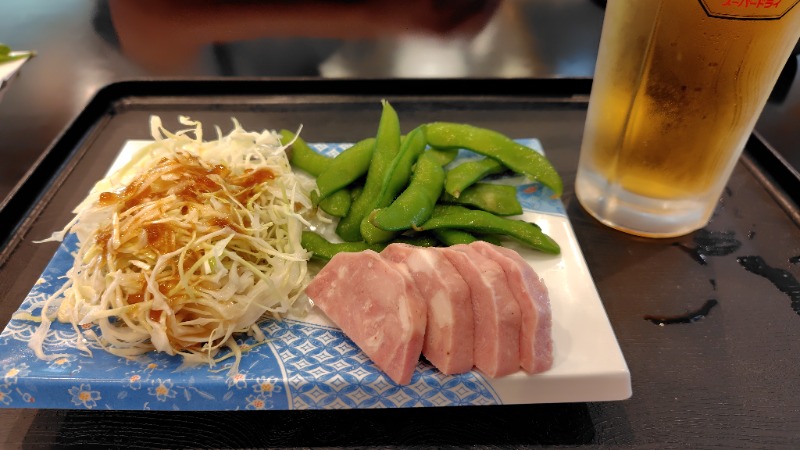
[
  {"x1": 470, "y1": 241, "x2": 553, "y2": 374},
  {"x1": 381, "y1": 243, "x2": 474, "y2": 375},
  {"x1": 439, "y1": 245, "x2": 521, "y2": 378},
  {"x1": 304, "y1": 250, "x2": 426, "y2": 385}
]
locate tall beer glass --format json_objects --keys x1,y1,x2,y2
[{"x1": 575, "y1": 0, "x2": 800, "y2": 237}]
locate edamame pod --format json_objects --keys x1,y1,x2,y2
[
  {"x1": 361, "y1": 126, "x2": 428, "y2": 243},
  {"x1": 395, "y1": 233, "x2": 440, "y2": 248},
  {"x1": 318, "y1": 190, "x2": 351, "y2": 217},
  {"x1": 301, "y1": 231, "x2": 385, "y2": 261},
  {"x1": 418, "y1": 205, "x2": 560, "y2": 254},
  {"x1": 425, "y1": 122, "x2": 563, "y2": 197},
  {"x1": 282, "y1": 131, "x2": 352, "y2": 217},
  {"x1": 315, "y1": 137, "x2": 376, "y2": 202},
  {"x1": 444, "y1": 156, "x2": 505, "y2": 198},
  {"x1": 432, "y1": 229, "x2": 477, "y2": 245},
  {"x1": 440, "y1": 183, "x2": 523, "y2": 216},
  {"x1": 369, "y1": 152, "x2": 445, "y2": 233},
  {"x1": 374, "y1": 126, "x2": 428, "y2": 207},
  {"x1": 432, "y1": 229, "x2": 503, "y2": 247},
  {"x1": 280, "y1": 130, "x2": 330, "y2": 177},
  {"x1": 336, "y1": 100, "x2": 402, "y2": 241},
  {"x1": 423, "y1": 147, "x2": 459, "y2": 167}
]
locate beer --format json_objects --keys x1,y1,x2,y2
[{"x1": 575, "y1": 0, "x2": 800, "y2": 237}]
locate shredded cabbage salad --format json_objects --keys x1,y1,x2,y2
[{"x1": 32, "y1": 116, "x2": 321, "y2": 373}]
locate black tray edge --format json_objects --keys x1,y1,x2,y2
[
  {"x1": 0, "y1": 83, "x2": 113, "y2": 257},
  {"x1": 84, "y1": 76, "x2": 595, "y2": 100},
  {"x1": 743, "y1": 130, "x2": 800, "y2": 226}
]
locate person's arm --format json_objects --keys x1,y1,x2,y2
[{"x1": 108, "y1": 0, "x2": 501, "y2": 73}]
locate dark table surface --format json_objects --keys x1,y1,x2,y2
[{"x1": 1, "y1": 1, "x2": 800, "y2": 448}]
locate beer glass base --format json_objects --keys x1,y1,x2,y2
[{"x1": 575, "y1": 170, "x2": 713, "y2": 238}]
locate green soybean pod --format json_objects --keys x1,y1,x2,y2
[
  {"x1": 301, "y1": 231, "x2": 385, "y2": 261},
  {"x1": 281, "y1": 130, "x2": 351, "y2": 217},
  {"x1": 418, "y1": 205, "x2": 560, "y2": 254},
  {"x1": 349, "y1": 184, "x2": 363, "y2": 201},
  {"x1": 369, "y1": 152, "x2": 445, "y2": 233},
  {"x1": 360, "y1": 126, "x2": 428, "y2": 243},
  {"x1": 431, "y1": 229, "x2": 503, "y2": 246},
  {"x1": 440, "y1": 183, "x2": 523, "y2": 216},
  {"x1": 336, "y1": 100, "x2": 402, "y2": 242},
  {"x1": 280, "y1": 130, "x2": 330, "y2": 177},
  {"x1": 395, "y1": 233, "x2": 440, "y2": 248},
  {"x1": 424, "y1": 122, "x2": 563, "y2": 197},
  {"x1": 432, "y1": 228, "x2": 477, "y2": 245},
  {"x1": 444, "y1": 157, "x2": 505, "y2": 198},
  {"x1": 374, "y1": 126, "x2": 428, "y2": 207},
  {"x1": 315, "y1": 137, "x2": 376, "y2": 202},
  {"x1": 421, "y1": 147, "x2": 459, "y2": 167},
  {"x1": 318, "y1": 190, "x2": 352, "y2": 217}
]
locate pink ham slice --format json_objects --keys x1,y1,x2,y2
[
  {"x1": 439, "y1": 245, "x2": 521, "y2": 378},
  {"x1": 470, "y1": 241, "x2": 554, "y2": 374},
  {"x1": 381, "y1": 243, "x2": 474, "y2": 375},
  {"x1": 304, "y1": 250, "x2": 426, "y2": 385}
]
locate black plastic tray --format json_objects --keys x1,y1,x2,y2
[{"x1": 1, "y1": 79, "x2": 799, "y2": 447}]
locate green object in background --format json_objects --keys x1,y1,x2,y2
[{"x1": 0, "y1": 44, "x2": 34, "y2": 64}]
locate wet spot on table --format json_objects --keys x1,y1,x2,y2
[
  {"x1": 644, "y1": 299, "x2": 719, "y2": 326},
  {"x1": 737, "y1": 256, "x2": 800, "y2": 316},
  {"x1": 672, "y1": 230, "x2": 742, "y2": 266}
]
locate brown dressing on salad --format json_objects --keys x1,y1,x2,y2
[{"x1": 93, "y1": 153, "x2": 278, "y2": 350}]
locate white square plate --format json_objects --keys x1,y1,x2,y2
[{"x1": 0, "y1": 138, "x2": 630, "y2": 410}]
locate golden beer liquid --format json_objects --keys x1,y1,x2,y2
[{"x1": 581, "y1": 0, "x2": 800, "y2": 201}]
